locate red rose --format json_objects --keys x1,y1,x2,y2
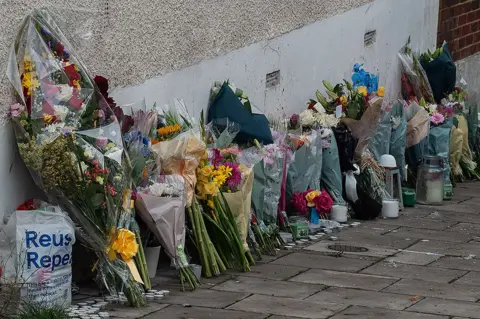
[
  {"x1": 307, "y1": 103, "x2": 316, "y2": 111},
  {"x1": 94, "y1": 75, "x2": 109, "y2": 96},
  {"x1": 289, "y1": 192, "x2": 308, "y2": 215},
  {"x1": 314, "y1": 191, "x2": 333, "y2": 214}
]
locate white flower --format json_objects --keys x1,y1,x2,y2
[
  {"x1": 53, "y1": 104, "x2": 69, "y2": 121},
  {"x1": 448, "y1": 94, "x2": 453, "y2": 101},
  {"x1": 56, "y1": 85, "x2": 73, "y2": 102},
  {"x1": 83, "y1": 146, "x2": 94, "y2": 160},
  {"x1": 315, "y1": 113, "x2": 340, "y2": 128},
  {"x1": 300, "y1": 109, "x2": 316, "y2": 127},
  {"x1": 44, "y1": 122, "x2": 65, "y2": 134},
  {"x1": 427, "y1": 104, "x2": 437, "y2": 114},
  {"x1": 80, "y1": 161, "x2": 89, "y2": 173}
]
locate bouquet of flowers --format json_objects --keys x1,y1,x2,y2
[
  {"x1": 398, "y1": 37, "x2": 435, "y2": 103},
  {"x1": 288, "y1": 189, "x2": 333, "y2": 222},
  {"x1": 420, "y1": 43, "x2": 456, "y2": 103},
  {"x1": 8, "y1": 9, "x2": 147, "y2": 306},
  {"x1": 312, "y1": 66, "x2": 384, "y2": 121},
  {"x1": 135, "y1": 175, "x2": 200, "y2": 290},
  {"x1": 150, "y1": 100, "x2": 205, "y2": 207}
]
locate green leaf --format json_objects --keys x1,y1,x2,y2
[{"x1": 91, "y1": 193, "x2": 104, "y2": 208}]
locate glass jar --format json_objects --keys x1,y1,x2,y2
[{"x1": 416, "y1": 155, "x2": 444, "y2": 205}]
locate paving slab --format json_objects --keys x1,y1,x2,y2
[
  {"x1": 430, "y1": 256, "x2": 480, "y2": 271},
  {"x1": 227, "y1": 294, "x2": 346, "y2": 319},
  {"x1": 385, "y1": 251, "x2": 442, "y2": 265},
  {"x1": 426, "y1": 210, "x2": 480, "y2": 224},
  {"x1": 306, "y1": 286, "x2": 419, "y2": 310},
  {"x1": 407, "y1": 297, "x2": 480, "y2": 318},
  {"x1": 156, "y1": 288, "x2": 249, "y2": 308},
  {"x1": 107, "y1": 302, "x2": 170, "y2": 318},
  {"x1": 212, "y1": 276, "x2": 325, "y2": 299},
  {"x1": 238, "y1": 263, "x2": 307, "y2": 280},
  {"x1": 144, "y1": 305, "x2": 268, "y2": 319},
  {"x1": 270, "y1": 252, "x2": 375, "y2": 272},
  {"x1": 447, "y1": 222, "x2": 480, "y2": 234},
  {"x1": 405, "y1": 240, "x2": 480, "y2": 257},
  {"x1": 453, "y1": 271, "x2": 480, "y2": 286},
  {"x1": 330, "y1": 305, "x2": 448, "y2": 319},
  {"x1": 373, "y1": 216, "x2": 457, "y2": 230},
  {"x1": 385, "y1": 227, "x2": 472, "y2": 243},
  {"x1": 361, "y1": 260, "x2": 467, "y2": 283},
  {"x1": 335, "y1": 231, "x2": 417, "y2": 250},
  {"x1": 289, "y1": 269, "x2": 398, "y2": 291},
  {"x1": 384, "y1": 278, "x2": 480, "y2": 301},
  {"x1": 304, "y1": 241, "x2": 397, "y2": 258}
]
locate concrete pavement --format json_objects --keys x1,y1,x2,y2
[{"x1": 75, "y1": 182, "x2": 480, "y2": 318}]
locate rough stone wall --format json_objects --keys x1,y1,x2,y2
[{"x1": 0, "y1": 0, "x2": 373, "y2": 111}]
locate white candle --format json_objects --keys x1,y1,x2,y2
[
  {"x1": 425, "y1": 180, "x2": 443, "y2": 204},
  {"x1": 382, "y1": 200, "x2": 399, "y2": 219},
  {"x1": 331, "y1": 205, "x2": 348, "y2": 223}
]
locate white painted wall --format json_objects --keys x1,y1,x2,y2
[
  {"x1": 0, "y1": 0, "x2": 439, "y2": 222},
  {"x1": 112, "y1": 0, "x2": 439, "y2": 118}
]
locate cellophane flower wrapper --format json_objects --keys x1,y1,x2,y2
[
  {"x1": 135, "y1": 175, "x2": 188, "y2": 268},
  {"x1": 206, "y1": 118, "x2": 240, "y2": 149},
  {"x1": 320, "y1": 129, "x2": 345, "y2": 205},
  {"x1": 8, "y1": 9, "x2": 146, "y2": 306},
  {"x1": 253, "y1": 131, "x2": 291, "y2": 224},
  {"x1": 428, "y1": 119, "x2": 453, "y2": 186},
  {"x1": 151, "y1": 128, "x2": 205, "y2": 207},
  {"x1": 454, "y1": 115, "x2": 478, "y2": 178},
  {"x1": 341, "y1": 97, "x2": 384, "y2": 159},
  {"x1": 405, "y1": 102, "x2": 430, "y2": 185},
  {"x1": 368, "y1": 108, "x2": 392, "y2": 161},
  {"x1": 398, "y1": 45, "x2": 435, "y2": 103},
  {"x1": 285, "y1": 131, "x2": 322, "y2": 201},
  {"x1": 222, "y1": 167, "x2": 254, "y2": 250},
  {"x1": 389, "y1": 101, "x2": 407, "y2": 179}
]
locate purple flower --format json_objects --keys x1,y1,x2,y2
[
  {"x1": 224, "y1": 162, "x2": 242, "y2": 189},
  {"x1": 10, "y1": 103, "x2": 25, "y2": 118},
  {"x1": 210, "y1": 148, "x2": 223, "y2": 166}
]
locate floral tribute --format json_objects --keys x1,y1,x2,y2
[
  {"x1": 7, "y1": 9, "x2": 148, "y2": 306},
  {"x1": 289, "y1": 189, "x2": 333, "y2": 218}
]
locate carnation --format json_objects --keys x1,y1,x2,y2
[{"x1": 300, "y1": 109, "x2": 316, "y2": 127}]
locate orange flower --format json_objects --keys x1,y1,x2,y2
[{"x1": 157, "y1": 124, "x2": 181, "y2": 140}]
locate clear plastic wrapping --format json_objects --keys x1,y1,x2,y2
[{"x1": 8, "y1": 9, "x2": 146, "y2": 306}]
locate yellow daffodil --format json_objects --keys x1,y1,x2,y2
[
  {"x1": 339, "y1": 95, "x2": 348, "y2": 105},
  {"x1": 305, "y1": 190, "x2": 321, "y2": 207},
  {"x1": 108, "y1": 229, "x2": 139, "y2": 261},
  {"x1": 377, "y1": 86, "x2": 385, "y2": 97},
  {"x1": 357, "y1": 86, "x2": 368, "y2": 97}
]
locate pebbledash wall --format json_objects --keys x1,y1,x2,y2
[{"x1": 0, "y1": 0, "x2": 439, "y2": 221}]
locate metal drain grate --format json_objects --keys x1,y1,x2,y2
[{"x1": 328, "y1": 244, "x2": 369, "y2": 253}]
